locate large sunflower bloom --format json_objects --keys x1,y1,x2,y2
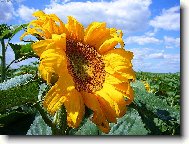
[{"x1": 21, "y1": 11, "x2": 135, "y2": 133}]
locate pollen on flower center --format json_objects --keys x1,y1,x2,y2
[{"x1": 66, "y1": 39, "x2": 106, "y2": 93}]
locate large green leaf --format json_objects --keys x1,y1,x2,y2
[
  {"x1": 0, "y1": 74, "x2": 38, "y2": 112},
  {"x1": 71, "y1": 118, "x2": 99, "y2": 135},
  {"x1": 10, "y1": 24, "x2": 28, "y2": 39},
  {"x1": 104, "y1": 108, "x2": 148, "y2": 135},
  {"x1": 27, "y1": 114, "x2": 52, "y2": 135},
  {"x1": 9, "y1": 43, "x2": 37, "y2": 61},
  {"x1": 0, "y1": 74, "x2": 33, "y2": 90}
]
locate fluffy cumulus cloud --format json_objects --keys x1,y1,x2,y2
[
  {"x1": 43, "y1": 0, "x2": 152, "y2": 33},
  {"x1": 0, "y1": 0, "x2": 15, "y2": 23},
  {"x1": 128, "y1": 47, "x2": 179, "y2": 72},
  {"x1": 149, "y1": 6, "x2": 180, "y2": 31},
  {"x1": 125, "y1": 35, "x2": 161, "y2": 45},
  {"x1": 156, "y1": 54, "x2": 180, "y2": 72},
  {"x1": 16, "y1": 5, "x2": 38, "y2": 22},
  {"x1": 164, "y1": 36, "x2": 180, "y2": 48},
  {"x1": 129, "y1": 48, "x2": 164, "y2": 61}
]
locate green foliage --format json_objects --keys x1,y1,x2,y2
[
  {"x1": 131, "y1": 80, "x2": 180, "y2": 135},
  {"x1": 0, "y1": 74, "x2": 33, "y2": 90},
  {"x1": 0, "y1": 23, "x2": 30, "y2": 82},
  {"x1": 136, "y1": 72, "x2": 180, "y2": 107},
  {"x1": 69, "y1": 118, "x2": 99, "y2": 135},
  {"x1": 0, "y1": 24, "x2": 11, "y2": 39},
  {"x1": 0, "y1": 74, "x2": 38, "y2": 112},
  {"x1": 0, "y1": 24, "x2": 28, "y2": 40},
  {"x1": 105, "y1": 108, "x2": 149, "y2": 135},
  {"x1": 27, "y1": 114, "x2": 52, "y2": 135},
  {"x1": 9, "y1": 43, "x2": 37, "y2": 60}
]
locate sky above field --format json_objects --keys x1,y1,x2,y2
[{"x1": 0, "y1": 0, "x2": 180, "y2": 73}]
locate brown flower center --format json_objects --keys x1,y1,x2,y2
[{"x1": 66, "y1": 39, "x2": 105, "y2": 93}]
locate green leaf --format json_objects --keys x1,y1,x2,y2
[
  {"x1": 0, "y1": 24, "x2": 28, "y2": 40},
  {"x1": 104, "y1": 108, "x2": 148, "y2": 135},
  {"x1": 0, "y1": 74, "x2": 33, "y2": 90},
  {"x1": 69, "y1": 118, "x2": 99, "y2": 135},
  {"x1": 0, "y1": 74, "x2": 38, "y2": 112},
  {"x1": 27, "y1": 114, "x2": 52, "y2": 135},
  {"x1": 9, "y1": 43, "x2": 37, "y2": 61},
  {"x1": 0, "y1": 24, "x2": 11, "y2": 39},
  {"x1": 10, "y1": 24, "x2": 28, "y2": 39}
]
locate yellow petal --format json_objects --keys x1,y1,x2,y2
[
  {"x1": 48, "y1": 14, "x2": 68, "y2": 35},
  {"x1": 42, "y1": 18, "x2": 59, "y2": 35},
  {"x1": 39, "y1": 46, "x2": 67, "y2": 83},
  {"x1": 32, "y1": 10, "x2": 45, "y2": 18},
  {"x1": 64, "y1": 89, "x2": 85, "y2": 128},
  {"x1": 125, "y1": 84, "x2": 134, "y2": 105},
  {"x1": 38, "y1": 62, "x2": 52, "y2": 84},
  {"x1": 32, "y1": 34, "x2": 66, "y2": 57},
  {"x1": 32, "y1": 39, "x2": 53, "y2": 57},
  {"x1": 103, "y1": 49, "x2": 134, "y2": 74},
  {"x1": 66, "y1": 16, "x2": 84, "y2": 41},
  {"x1": 81, "y1": 91, "x2": 113, "y2": 124},
  {"x1": 43, "y1": 70, "x2": 77, "y2": 115},
  {"x1": 46, "y1": 71, "x2": 84, "y2": 128},
  {"x1": 98, "y1": 37, "x2": 123, "y2": 54},
  {"x1": 105, "y1": 73, "x2": 128, "y2": 85},
  {"x1": 96, "y1": 83, "x2": 127, "y2": 117},
  {"x1": 118, "y1": 68, "x2": 136, "y2": 81},
  {"x1": 22, "y1": 11, "x2": 67, "y2": 40},
  {"x1": 84, "y1": 22, "x2": 111, "y2": 49},
  {"x1": 82, "y1": 92, "x2": 110, "y2": 133},
  {"x1": 113, "y1": 83, "x2": 134, "y2": 105},
  {"x1": 51, "y1": 33, "x2": 66, "y2": 50},
  {"x1": 29, "y1": 20, "x2": 44, "y2": 28},
  {"x1": 43, "y1": 78, "x2": 66, "y2": 115}
]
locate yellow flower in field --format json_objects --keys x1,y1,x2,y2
[
  {"x1": 21, "y1": 11, "x2": 135, "y2": 133},
  {"x1": 143, "y1": 81, "x2": 150, "y2": 92}
]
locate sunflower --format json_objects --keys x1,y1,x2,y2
[
  {"x1": 143, "y1": 81, "x2": 151, "y2": 92},
  {"x1": 21, "y1": 11, "x2": 135, "y2": 133}
]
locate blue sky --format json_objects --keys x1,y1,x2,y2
[{"x1": 0, "y1": 0, "x2": 180, "y2": 73}]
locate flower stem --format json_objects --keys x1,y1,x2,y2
[
  {"x1": 1, "y1": 39, "x2": 6, "y2": 82},
  {"x1": 53, "y1": 105, "x2": 69, "y2": 135}
]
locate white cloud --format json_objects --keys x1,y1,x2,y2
[
  {"x1": 148, "y1": 52, "x2": 165, "y2": 59},
  {"x1": 43, "y1": 0, "x2": 152, "y2": 33},
  {"x1": 0, "y1": 0, "x2": 15, "y2": 22},
  {"x1": 164, "y1": 54, "x2": 180, "y2": 63},
  {"x1": 128, "y1": 47, "x2": 180, "y2": 72},
  {"x1": 164, "y1": 36, "x2": 180, "y2": 48},
  {"x1": 16, "y1": 5, "x2": 37, "y2": 22},
  {"x1": 50, "y1": 0, "x2": 71, "y2": 4},
  {"x1": 125, "y1": 35, "x2": 161, "y2": 45},
  {"x1": 149, "y1": 6, "x2": 180, "y2": 31}
]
